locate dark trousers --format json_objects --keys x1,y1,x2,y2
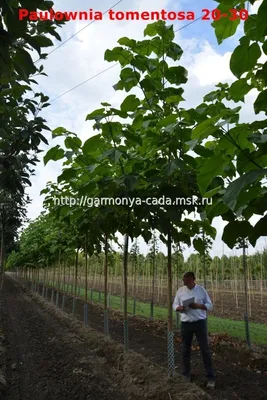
[{"x1": 181, "y1": 319, "x2": 215, "y2": 380}]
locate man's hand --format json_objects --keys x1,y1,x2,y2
[
  {"x1": 176, "y1": 305, "x2": 185, "y2": 312},
  {"x1": 189, "y1": 302, "x2": 201, "y2": 309},
  {"x1": 189, "y1": 303, "x2": 206, "y2": 310}
]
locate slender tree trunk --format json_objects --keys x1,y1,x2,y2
[
  {"x1": 104, "y1": 234, "x2": 108, "y2": 310},
  {"x1": 0, "y1": 225, "x2": 4, "y2": 290},
  {"x1": 123, "y1": 234, "x2": 129, "y2": 320},
  {"x1": 167, "y1": 230, "x2": 172, "y2": 332},
  {"x1": 74, "y1": 248, "x2": 79, "y2": 297},
  {"x1": 85, "y1": 233, "x2": 88, "y2": 303}
]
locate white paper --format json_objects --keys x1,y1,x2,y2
[{"x1": 182, "y1": 297, "x2": 195, "y2": 307}]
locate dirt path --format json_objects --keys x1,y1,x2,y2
[
  {"x1": 35, "y1": 284, "x2": 267, "y2": 400},
  {"x1": 0, "y1": 278, "x2": 135, "y2": 400},
  {"x1": 0, "y1": 277, "x2": 213, "y2": 400}
]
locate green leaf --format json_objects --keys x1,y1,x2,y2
[
  {"x1": 212, "y1": 18, "x2": 240, "y2": 45},
  {"x1": 229, "y1": 79, "x2": 252, "y2": 102},
  {"x1": 222, "y1": 221, "x2": 254, "y2": 249},
  {"x1": 223, "y1": 169, "x2": 267, "y2": 210},
  {"x1": 263, "y1": 40, "x2": 267, "y2": 55},
  {"x1": 230, "y1": 39, "x2": 261, "y2": 79},
  {"x1": 52, "y1": 127, "x2": 68, "y2": 137},
  {"x1": 32, "y1": 35, "x2": 54, "y2": 47},
  {"x1": 14, "y1": 48, "x2": 36, "y2": 80},
  {"x1": 57, "y1": 168, "x2": 77, "y2": 183},
  {"x1": 120, "y1": 95, "x2": 140, "y2": 112},
  {"x1": 104, "y1": 47, "x2": 133, "y2": 66},
  {"x1": 101, "y1": 149, "x2": 122, "y2": 163},
  {"x1": 204, "y1": 185, "x2": 222, "y2": 198},
  {"x1": 165, "y1": 66, "x2": 188, "y2": 85},
  {"x1": 256, "y1": 0, "x2": 267, "y2": 37},
  {"x1": 254, "y1": 89, "x2": 267, "y2": 114},
  {"x1": 249, "y1": 215, "x2": 267, "y2": 246},
  {"x1": 43, "y1": 145, "x2": 65, "y2": 165},
  {"x1": 117, "y1": 37, "x2": 136, "y2": 48},
  {"x1": 165, "y1": 160, "x2": 178, "y2": 176},
  {"x1": 157, "y1": 114, "x2": 178, "y2": 128},
  {"x1": 248, "y1": 133, "x2": 267, "y2": 144},
  {"x1": 192, "y1": 117, "x2": 220, "y2": 141},
  {"x1": 64, "y1": 137, "x2": 82, "y2": 151},
  {"x1": 86, "y1": 108, "x2": 105, "y2": 122},
  {"x1": 82, "y1": 134, "x2": 103, "y2": 155},
  {"x1": 198, "y1": 154, "x2": 228, "y2": 194},
  {"x1": 244, "y1": 14, "x2": 259, "y2": 41},
  {"x1": 144, "y1": 22, "x2": 158, "y2": 36},
  {"x1": 193, "y1": 238, "x2": 205, "y2": 254}
]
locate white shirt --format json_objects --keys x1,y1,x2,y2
[{"x1": 172, "y1": 284, "x2": 213, "y2": 322}]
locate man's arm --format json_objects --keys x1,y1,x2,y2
[
  {"x1": 203, "y1": 288, "x2": 213, "y2": 311},
  {"x1": 189, "y1": 288, "x2": 213, "y2": 311},
  {"x1": 172, "y1": 290, "x2": 184, "y2": 311}
]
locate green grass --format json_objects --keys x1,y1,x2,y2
[{"x1": 45, "y1": 281, "x2": 267, "y2": 345}]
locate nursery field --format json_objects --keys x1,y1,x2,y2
[{"x1": 3, "y1": 274, "x2": 267, "y2": 400}]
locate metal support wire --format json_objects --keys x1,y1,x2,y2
[
  {"x1": 104, "y1": 309, "x2": 109, "y2": 335},
  {"x1": 56, "y1": 291, "x2": 59, "y2": 308},
  {"x1": 133, "y1": 298, "x2": 136, "y2": 315},
  {"x1": 72, "y1": 297, "x2": 76, "y2": 316},
  {"x1": 84, "y1": 304, "x2": 88, "y2": 326},
  {"x1": 244, "y1": 313, "x2": 251, "y2": 349},
  {"x1": 167, "y1": 331, "x2": 175, "y2": 378},
  {"x1": 123, "y1": 320, "x2": 129, "y2": 352}
]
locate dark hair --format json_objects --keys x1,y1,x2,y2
[{"x1": 183, "y1": 271, "x2": 195, "y2": 280}]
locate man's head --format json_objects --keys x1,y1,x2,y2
[{"x1": 183, "y1": 272, "x2": 195, "y2": 289}]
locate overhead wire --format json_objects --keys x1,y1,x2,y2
[
  {"x1": 33, "y1": 0, "x2": 123, "y2": 64},
  {"x1": 49, "y1": 16, "x2": 203, "y2": 103}
]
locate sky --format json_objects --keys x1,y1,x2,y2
[{"x1": 24, "y1": 0, "x2": 266, "y2": 260}]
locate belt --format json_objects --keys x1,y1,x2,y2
[{"x1": 181, "y1": 318, "x2": 206, "y2": 323}]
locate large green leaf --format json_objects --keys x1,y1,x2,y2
[
  {"x1": 230, "y1": 38, "x2": 261, "y2": 78},
  {"x1": 120, "y1": 95, "x2": 140, "y2": 112},
  {"x1": 57, "y1": 168, "x2": 78, "y2": 183},
  {"x1": 86, "y1": 108, "x2": 105, "y2": 122},
  {"x1": 222, "y1": 220, "x2": 254, "y2": 249},
  {"x1": 165, "y1": 66, "x2": 188, "y2": 85},
  {"x1": 101, "y1": 149, "x2": 123, "y2": 164},
  {"x1": 256, "y1": 0, "x2": 267, "y2": 37},
  {"x1": 192, "y1": 117, "x2": 220, "y2": 141},
  {"x1": 104, "y1": 47, "x2": 133, "y2": 66},
  {"x1": 229, "y1": 79, "x2": 252, "y2": 102},
  {"x1": 52, "y1": 127, "x2": 68, "y2": 137},
  {"x1": 44, "y1": 145, "x2": 65, "y2": 165},
  {"x1": 197, "y1": 153, "x2": 228, "y2": 195},
  {"x1": 223, "y1": 169, "x2": 267, "y2": 210},
  {"x1": 249, "y1": 214, "x2": 267, "y2": 246},
  {"x1": 193, "y1": 238, "x2": 205, "y2": 254},
  {"x1": 212, "y1": 17, "x2": 240, "y2": 45},
  {"x1": 64, "y1": 137, "x2": 82, "y2": 151},
  {"x1": 82, "y1": 134, "x2": 103, "y2": 156},
  {"x1": 254, "y1": 89, "x2": 267, "y2": 114},
  {"x1": 14, "y1": 48, "x2": 36, "y2": 81}
]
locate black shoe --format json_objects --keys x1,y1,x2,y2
[{"x1": 206, "y1": 380, "x2": 215, "y2": 389}]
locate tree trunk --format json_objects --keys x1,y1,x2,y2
[{"x1": 104, "y1": 234, "x2": 108, "y2": 311}]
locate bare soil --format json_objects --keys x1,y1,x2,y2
[
  {"x1": 33, "y1": 282, "x2": 267, "y2": 400},
  {"x1": 0, "y1": 277, "x2": 212, "y2": 400}
]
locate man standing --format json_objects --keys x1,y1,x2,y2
[{"x1": 173, "y1": 271, "x2": 216, "y2": 389}]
